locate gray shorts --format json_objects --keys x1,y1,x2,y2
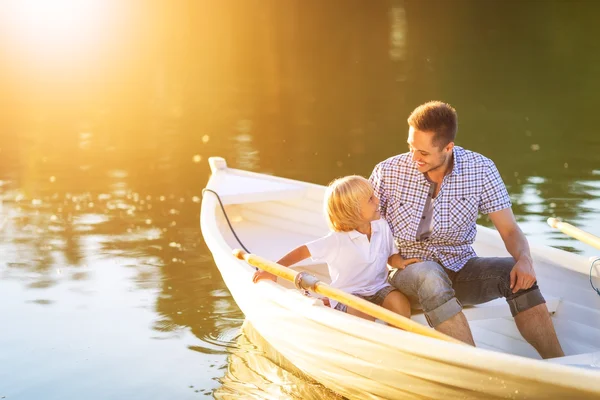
[
  {"x1": 334, "y1": 285, "x2": 396, "y2": 313},
  {"x1": 388, "y1": 257, "x2": 546, "y2": 327}
]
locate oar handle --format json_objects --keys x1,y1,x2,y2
[
  {"x1": 547, "y1": 218, "x2": 600, "y2": 250},
  {"x1": 234, "y1": 249, "x2": 463, "y2": 344},
  {"x1": 234, "y1": 249, "x2": 297, "y2": 282}
]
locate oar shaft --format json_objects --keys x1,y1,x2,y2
[
  {"x1": 547, "y1": 218, "x2": 600, "y2": 250},
  {"x1": 311, "y1": 283, "x2": 457, "y2": 341},
  {"x1": 234, "y1": 249, "x2": 462, "y2": 344}
]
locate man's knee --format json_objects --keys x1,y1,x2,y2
[
  {"x1": 390, "y1": 261, "x2": 454, "y2": 302},
  {"x1": 419, "y1": 264, "x2": 453, "y2": 296},
  {"x1": 486, "y1": 259, "x2": 543, "y2": 303}
]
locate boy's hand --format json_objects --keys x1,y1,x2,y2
[
  {"x1": 398, "y1": 257, "x2": 422, "y2": 270},
  {"x1": 388, "y1": 254, "x2": 423, "y2": 270},
  {"x1": 252, "y1": 270, "x2": 277, "y2": 283}
]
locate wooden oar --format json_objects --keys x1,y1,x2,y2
[
  {"x1": 547, "y1": 218, "x2": 600, "y2": 250},
  {"x1": 233, "y1": 249, "x2": 464, "y2": 344}
]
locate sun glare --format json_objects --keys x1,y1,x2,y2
[{"x1": 1, "y1": 0, "x2": 112, "y2": 60}]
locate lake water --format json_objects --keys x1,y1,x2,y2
[{"x1": 1, "y1": 1, "x2": 600, "y2": 399}]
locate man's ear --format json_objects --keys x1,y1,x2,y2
[{"x1": 444, "y1": 141, "x2": 455, "y2": 153}]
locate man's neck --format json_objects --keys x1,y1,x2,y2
[{"x1": 426, "y1": 153, "x2": 454, "y2": 184}]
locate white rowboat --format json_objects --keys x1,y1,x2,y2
[{"x1": 200, "y1": 157, "x2": 600, "y2": 399}]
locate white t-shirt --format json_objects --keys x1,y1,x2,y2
[{"x1": 305, "y1": 218, "x2": 399, "y2": 307}]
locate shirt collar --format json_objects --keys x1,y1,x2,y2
[
  {"x1": 348, "y1": 220, "x2": 379, "y2": 240},
  {"x1": 415, "y1": 145, "x2": 463, "y2": 183},
  {"x1": 450, "y1": 146, "x2": 463, "y2": 176}
]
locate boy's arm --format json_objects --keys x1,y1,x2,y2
[
  {"x1": 381, "y1": 220, "x2": 419, "y2": 270},
  {"x1": 276, "y1": 245, "x2": 311, "y2": 266},
  {"x1": 253, "y1": 245, "x2": 311, "y2": 283}
]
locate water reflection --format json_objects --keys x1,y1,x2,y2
[
  {"x1": 215, "y1": 322, "x2": 342, "y2": 400},
  {"x1": 0, "y1": 132, "x2": 242, "y2": 396},
  {"x1": 232, "y1": 120, "x2": 260, "y2": 171}
]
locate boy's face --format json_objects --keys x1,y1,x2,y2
[{"x1": 359, "y1": 191, "x2": 380, "y2": 222}]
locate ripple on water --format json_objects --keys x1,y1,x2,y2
[
  {"x1": 213, "y1": 321, "x2": 342, "y2": 400},
  {"x1": 204, "y1": 326, "x2": 242, "y2": 349}
]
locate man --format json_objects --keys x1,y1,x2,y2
[{"x1": 369, "y1": 101, "x2": 564, "y2": 358}]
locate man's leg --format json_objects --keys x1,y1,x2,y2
[
  {"x1": 436, "y1": 312, "x2": 475, "y2": 346},
  {"x1": 514, "y1": 304, "x2": 564, "y2": 359},
  {"x1": 453, "y1": 257, "x2": 564, "y2": 359},
  {"x1": 389, "y1": 261, "x2": 475, "y2": 345}
]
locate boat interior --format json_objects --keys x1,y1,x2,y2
[{"x1": 212, "y1": 181, "x2": 600, "y2": 367}]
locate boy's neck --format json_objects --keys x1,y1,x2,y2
[{"x1": 355, "y1": 221, "x2": 372, "y2": 238}]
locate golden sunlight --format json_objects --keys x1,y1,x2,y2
[{"x1": 1, "y1": 0, "x2": 113, "y2": 60}]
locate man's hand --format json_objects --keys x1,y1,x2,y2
[
  {"x1": 252, "y1": 270, "x2": 277, "y2": 283},
  {"x1": 509, "y1": 257, "x2": 536, "y2": 293},
  {"x1": 489, "y1": 208, "x2": 536, "y2": 294}
]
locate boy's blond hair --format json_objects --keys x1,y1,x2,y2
[{"x1": 324, "y1": 175, "x2": 374, "y2": 232}]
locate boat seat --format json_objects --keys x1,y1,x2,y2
[
  {"x1": 545, "y1": 351, "x2": 600, "y2": 369},
  {"x1": 411, "y1": 295, "x2": 560, "y2": 325}
]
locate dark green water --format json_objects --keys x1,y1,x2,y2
[{"x1": 1, "y1": 1, "x2": 600, "y2": 399}]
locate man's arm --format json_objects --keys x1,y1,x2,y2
[{"x1": 488, "y1": 208, "x2": 536, "y2": 293}]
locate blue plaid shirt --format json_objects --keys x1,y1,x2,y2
[{"x1": 369, "y1": 146, "x2": 512, "y2": 271}]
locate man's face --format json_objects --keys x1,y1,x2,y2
[{"x1": 407, "y1": 126, "x2": 453, "y2": 175}]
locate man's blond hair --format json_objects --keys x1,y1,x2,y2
[{"x1": 324, "y1": 175, "x2": 373, "y2": 232}]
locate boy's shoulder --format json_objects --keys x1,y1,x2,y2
[
  {"x1": 375, "y1": 218, "x2": 393, "y2": 232},
  {"x1": 316, "y1": 230, "x2": 346, "y2": 244}
]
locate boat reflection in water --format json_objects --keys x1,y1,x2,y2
[{"x1": 215, "y1": 321, "x2": 342, "y2": 400}]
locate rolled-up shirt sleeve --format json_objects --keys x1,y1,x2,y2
[
  {"x1": 479, "y1": 163, "x2": 512, "y2": 214},
  {"x1": 305, "y1": 233, "x2": 339, "y2": 264},
  {"x1": 369, "y1": 163, "x2": 388, "y2": 219}
]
